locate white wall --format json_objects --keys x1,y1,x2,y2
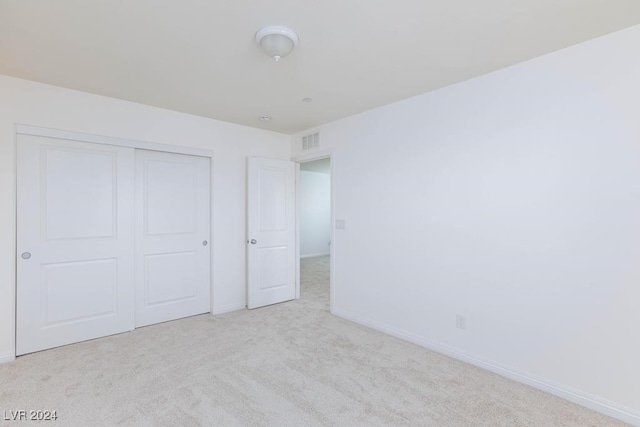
[
  {"x1": 292, "y1": 25, "x2": 640, "y2": 422},
  {"x1": 0, "y1": 75, "x2": 290, "y2": 362},
  {"x1": 300, "y1": 170, "x2": 331, "y2": 257}
]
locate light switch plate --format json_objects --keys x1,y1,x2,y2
[{"x1": 335, "y1": 219, "x2": 346, "y2": 230}]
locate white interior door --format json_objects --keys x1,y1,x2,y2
[
  {"x1": 247, "y1": 157, "x2": 296, "y2": 309},
  {"x1": 135, "y1": 150, "x2": 211, "y2": 327},
  {"x1": 16, "y1": 134, "x2": 135, "y2": 355}
]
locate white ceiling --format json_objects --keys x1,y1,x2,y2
[{"x1": 1, "y1": 1, "x2": 639, "y2": 134}]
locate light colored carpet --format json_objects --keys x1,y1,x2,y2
[{"x1": 0, "y1": 255, "x2": 625, "y2": 426}]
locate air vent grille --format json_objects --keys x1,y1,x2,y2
[{"x1": 302, "y1": 132, "x2": 320, "y2": 151}]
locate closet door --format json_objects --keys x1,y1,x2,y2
[
  {"x1": 16, "y1": 134, "x2": 135, "y2": 355},
  {"x1": 135, "y1": 150, "x2": 211, "y2": 327}
]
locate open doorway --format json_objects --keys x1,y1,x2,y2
[{"x1": 297, "y1": 157, "x2": 332, "y2": 311}]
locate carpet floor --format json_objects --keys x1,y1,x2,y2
[{"x1": 0, "y1": 255, "x2": 625, "y2": 426}]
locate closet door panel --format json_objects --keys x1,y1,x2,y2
[
  {"x1": 17, "y1": 135, "x2": 135, "y2": 355},
  {"x1": 135, "y1": 150, "x2": 211, "y2": 327}
]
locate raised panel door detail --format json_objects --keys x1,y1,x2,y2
[
  {"x1": 145, "y1": 159, "x2": 197, "y2": 236},
  {"x1": 259, "y1": 168, "x2": 287, "y2": 232},
  {"x1": 17, "y1": 134, "x2": 135, "y2": 356},
  {"x1": 257, "y1": 247, "x2": 288, "y2": 291},
  {"x1": 247, "y1": 157, "x2": 296, "y2": 309},
  {"x1": 43, "y1": 147, "x2": 116, "y2": 240},
  {"x1": 144, "y1": 252, "x2": 197, "y2": 306},
  {"x1": 135, "y1": 150, "x2": 211, "y2": 327},
  {"x1": 43, "y1": 258, "x2": 117, "y2": 325}
]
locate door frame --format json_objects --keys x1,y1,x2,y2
[
  {"x1": 13, "y1": 124, "x2": 215, "y2": 358},
  {"x1": 293, "y1": 150, "x2": 335, "y2": 313}
]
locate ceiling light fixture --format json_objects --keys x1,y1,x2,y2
[
  {"x1": 259, "y1": 116, "x2": 271, "y2": 121},
  {"x1": 255, "y1": 25, "x2": 299, "y2": 61}
]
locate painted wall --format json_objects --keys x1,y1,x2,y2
[
  {"x1": 300, "y1": 170, "x2": 331, "y2": 257},
  {"x1": 0, "y1": 75, "x2": 290, "y2": 362},
  {"x1": 292, "y1": 25, "x2": 640, "y2": 422}
]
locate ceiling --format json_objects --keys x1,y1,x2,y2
[{"x1": 1, "y1": 1, "x2": 639, "y2": 134}]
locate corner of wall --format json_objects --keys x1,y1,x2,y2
[{"x1": 289, "y1": 133, "x2": 299, "y2": 159}]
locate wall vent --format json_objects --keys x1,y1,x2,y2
[{"x1": 302, "y1": 132, "x2": 320, "y2": 151}]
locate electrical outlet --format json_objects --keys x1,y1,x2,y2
[{"x1": 456, "y1": 314, "x2": 466, "y2": 330}]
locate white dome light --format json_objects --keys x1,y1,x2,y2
[{"x1": 255, "y1": 25, "x2": 299, "y2": 61}]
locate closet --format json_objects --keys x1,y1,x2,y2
[{"x1": 16, "y1": 132, "x2": 211, "y2": 355}]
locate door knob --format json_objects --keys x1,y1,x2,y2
[
  {"x1": 202, "y1": 240, "x2": 208, "y2": 246},
  {"x1": 21, "y1": 252, "x2": 31, "y2": 260},
  {"x1": 250, "y1": 239, "x2": 257, "y2": 245}
]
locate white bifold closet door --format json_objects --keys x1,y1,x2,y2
[
  {"x1": 17, "y1": 134, "x2": 211, "y2": 355},
  {"x1": 134, "y1": 149, "x2": 210, "y2": 327}
]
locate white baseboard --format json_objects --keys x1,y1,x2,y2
[
  {"x1": 301, "y1": 252, "x2": 330, "y2": 259},
  {"x1": 212, "y1": 303, "x2": 246, "y2": 315},
  {"x1": 0, "y1": 351, "x2": 15, "y2": 364},
  {"x1": 332, "y1": 308, "x2": 640, "y2": 426}
]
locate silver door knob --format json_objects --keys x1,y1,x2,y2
[
  {"x1": 250, "y1": 239, "x2": 257, "y2": 245},
  {"x1": 202, "y1": 240, "x2": 208, "y2": 246},
  {"x1": 21, "y1": 252, "x2": 31, "y2": 260}
]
